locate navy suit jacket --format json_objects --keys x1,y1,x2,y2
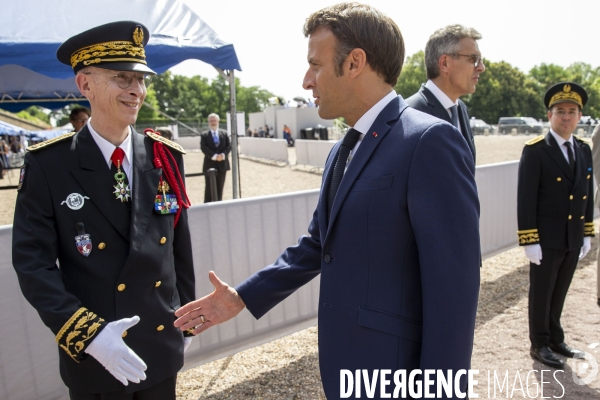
[
  {"x1": 406, "y1": 84, "x2": 476, "y2": 163},
  {"x1": 236, "y1": 96, "x2": 480, "y2": 398}
]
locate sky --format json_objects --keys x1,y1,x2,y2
[{"x1": 174, "y1": 0, "x2": 600, "y2": 102}]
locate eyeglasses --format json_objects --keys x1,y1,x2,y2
[
  {"x1": 450, "y1": 53, "x2": 484, "y2": 68},
  {"x1": 552, "y1": 109, "x2": 580, "y2": 117},
  {"x1": 83, "y1": 71, "x2": 152, "y2": 89}
]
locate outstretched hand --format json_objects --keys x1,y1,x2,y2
[{"x1": 174, "y1": 271, "x2": 246, "y2": 335}]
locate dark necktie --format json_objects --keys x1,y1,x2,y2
[
  {"x1": 450, "y1": 105, "x2": 460, "y2": 129},
  {"x1": 564, "y1": 141, "x2": 575, "y2": 173},
  {"x1": 327, "y1": 128, "x2": 361, "y2": 217}
]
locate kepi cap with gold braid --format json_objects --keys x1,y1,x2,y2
[
  {"x1": 57, "y1": 21, "x2": 156, "y2": 75},
  {"x1": 544, "y1": 81, "x2": 587, "y2": 109}
]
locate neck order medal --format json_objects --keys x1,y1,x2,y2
[{"x1": 113, "y1": 159, "x2": 131, "y2": 202}]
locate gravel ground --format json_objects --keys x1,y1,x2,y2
[{"x1": 3, "y1": 134, "x2": 599, "y2": 398}]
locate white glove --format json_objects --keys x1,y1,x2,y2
[
  {"x1": 524, "y1": 244, "x2": 542, "y2": 265},
  {"x1": 580, "y1": 237, "x2": 592, "y2": 259},
  {"x1": 85, "y1": 316, "x2": 147, "y2": 386},
  {"x1": 184, "y1": 337, "x2": 193, "y2": 353}
]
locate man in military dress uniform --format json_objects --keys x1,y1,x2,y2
[
  {"x1": 12, "y1": 21, "x2": 195, "y2": 399},
  {"x1": 517, "y1": 82, "x2": 593, "y2": 369}
]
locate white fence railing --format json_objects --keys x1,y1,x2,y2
[
  {"x1": 238, "y1": 137, "x2": 289, "y2": 163},
  {"x1": 0, "y1": 162, "x2": 519, "y2": 399}
]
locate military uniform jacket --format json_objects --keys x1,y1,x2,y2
[
  {"x1": 517, "y1": 133, "x2": 595, "y2": 250},
  {"x1": 12, "y1": 126, "x2": 195, "y2": 394}
]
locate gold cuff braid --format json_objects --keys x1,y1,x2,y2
[
  {"x1": 518, "y1": 229, "x2": 540, "y2": 245},
  {"x1": 56, "y1": 307, "x2": 105, "y2": 362},
  {"x1": 584, "y1": 222, "x2": 595, "y2": 237}
]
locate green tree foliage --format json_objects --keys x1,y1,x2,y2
[
  {"x1": 150, "y1": 71, "x2": 276, "y2": 124},
  {"x1": 138, "y1": 86, "x2": 159, "y2": 120},
  {"x1": 16, "y1": 106, "x2": 50, "y2": 125},
  {"x1": 465, "y1": 60, "x2": 546, "y2": 123},
  {"x1": 394, "y1": 51, "x2": 426, "y2": 98}
]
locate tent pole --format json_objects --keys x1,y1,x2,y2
[{"x1": 228, "y1": 70, "x2": 240, "y2": 199}]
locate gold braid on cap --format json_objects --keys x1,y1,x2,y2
[
  {"x1": 549, "y1": 84, "x2": 583, "y2": 108},
  {"x1": 70, "y1": 41, "x2": 147, "y2": 69}
]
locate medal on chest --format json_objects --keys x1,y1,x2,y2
[
  {"x1": 155, "y1": 179, "x2": 179, "y2": 214},
  {"x1": 112, "y1": 159, "x2": 131, "y2": 202},
  {"x1": 74, "y1": 222, "x2": 92, "y2": 257}
]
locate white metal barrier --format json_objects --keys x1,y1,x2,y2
[
  {"x1": 476, "y1": 161, "x2": 519, "y2": 257},
  {"x1": 0, "y1": 162, "x2": 519, "y2": 399},
  {"x1": 295, "y1": 139, "x2": 337, "y2": 168},
  {"x1": 238, "y1": 137, "x2": 289, "y2": 163}
]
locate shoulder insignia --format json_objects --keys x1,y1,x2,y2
[
  {"x1": 27, "y1": 132, "x2": 75, "y2": 152},
  {"x1": 574, "y1": 135, "x2": 591, "y2": 145},
  {"x1": 146, "y1": 131, "x2": 186, "y2": 154},
  {"x1": 525, "y1": 135, "x2": 544, "y2": 145}
]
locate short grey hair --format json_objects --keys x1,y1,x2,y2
[
  {"x1": 208, "y1": 113, "x2": 220, "y2": 120},
  {"x1": 425, "y1": 24, "x2": 482, "y2": 79}
]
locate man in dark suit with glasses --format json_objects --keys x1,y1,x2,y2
[{"x1": 406, "y1": 24, "x2": 485, "y2": 164}]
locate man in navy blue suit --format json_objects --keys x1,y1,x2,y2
[{"x1": 176, "y1": 3, "x2": 480, "y2": 398}]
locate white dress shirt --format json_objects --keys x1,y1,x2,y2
[
  {"x1": 425, "y1": 80, "x2": 462, "y2": 133},
  {"x1": 87, "y1": 120, "x2": 133, "y2": 189}
]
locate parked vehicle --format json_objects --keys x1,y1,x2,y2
[
  {"x1": 497, "y1": 117, "x2": 543, "y2": 134},
  {"x1": 470, "y1": 118, "x2": 491, "y2": 135}
]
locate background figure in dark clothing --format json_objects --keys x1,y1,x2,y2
[{"x1": 200, "y1": 113, "x2": 231, "y2": 202}]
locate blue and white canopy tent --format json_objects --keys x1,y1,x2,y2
[{"x1": 0, "y1": 0, "x2": 243, "y2": 197}]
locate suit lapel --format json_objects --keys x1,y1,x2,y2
[
  {"x1": 129, "y1": 130, "x2": 162, "y2": 253},
  {"x1": 70, "y1": 127, "x2": 131, "y2": 240},
  {"x1": 543, "y1": 133, "x2": 574, "y2": 181},
  {"x1": 325, "y1": 96, "x2": 404, "y2": 238},
  {"x1": 420, "y1": 85, "x2": 452, "y2": 124}
]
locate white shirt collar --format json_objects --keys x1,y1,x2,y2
[
  {"x1": 353, "y1": 90, "x2": 397, "y2": 135},
  {"x1": 549, "y1": 129, "x2": 573, "y2": 147},
  {"x1": 347, "y1": 90, "x2": 397, "y2": 157},
  {"x1": 425, "y1": 80, "x2": 458, "y2": 109},
  {"x1": 87, "y1": 120, "x2": 133, "y2": 169}
]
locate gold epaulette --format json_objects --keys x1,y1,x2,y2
[
  {"x1": 56, "y1": 307, "x2": 105, "y2": 362},
  {"x1": 525, "y1": 135, "x2": 544, "y2": 145},
  {"x1": 584, "y1": 222, "x2": 595, "y2": 237},
  {"x1": 574, "y1": 135, "x2": 591, "y2": 145},
  {"x1": 146, "y1": 131, "x2": 186, "y2": 154},
  {"x1": 518, "y1": 228, "x2": 540, "y2": 245},
  {"x1": 27, "y1": 132, "x2": 75, "y2": 152}
]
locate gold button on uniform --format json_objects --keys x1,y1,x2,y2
[
  {"x1": 98, "y1": 242, "x2": 106, "y2": 250},
  {"x1": 160, "y1": 237, "x2": 167, "y2": 244},
  {"x1": 587, "y1": 175, "x2": 591, "y2": 179},
  {"x1": 156, "y1": 325, "x2": 164, "y2": 331},
  {"x1": 583, "y1": 196, "x2": 587, "y2": 199},
  {"x1": 569, "y1": 195, "x2": 573, "y2": 200},
  {"x1": 122, "y1": 331, "x2": 127, "y2": 338},
  {"x1": 557, "y1": 177, "x2": 562, "y2": 182},
  {"x1": 568, "y1": 215, "x2": 572, "y2": 220},
  {"x1": 117, "y1": 284, "x2": 126, "y2": 291},
  {"x1": 155, "y1": 281, "x2": 161, "y2": 288},
  {"x1": 581, "y1": 216, "x2": 584, "y2": 220}
]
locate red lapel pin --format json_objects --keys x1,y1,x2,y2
[{"x1": 373, "y1": 132, "x2": 378, "y2": 137}]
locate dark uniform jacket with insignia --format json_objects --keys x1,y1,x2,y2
[
  {"x1": 517, "y1": 133, "x2": 595, "y2": 249},
  {"x1": 12, "y1": 126, "x2": 195, "y2": 394}
]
